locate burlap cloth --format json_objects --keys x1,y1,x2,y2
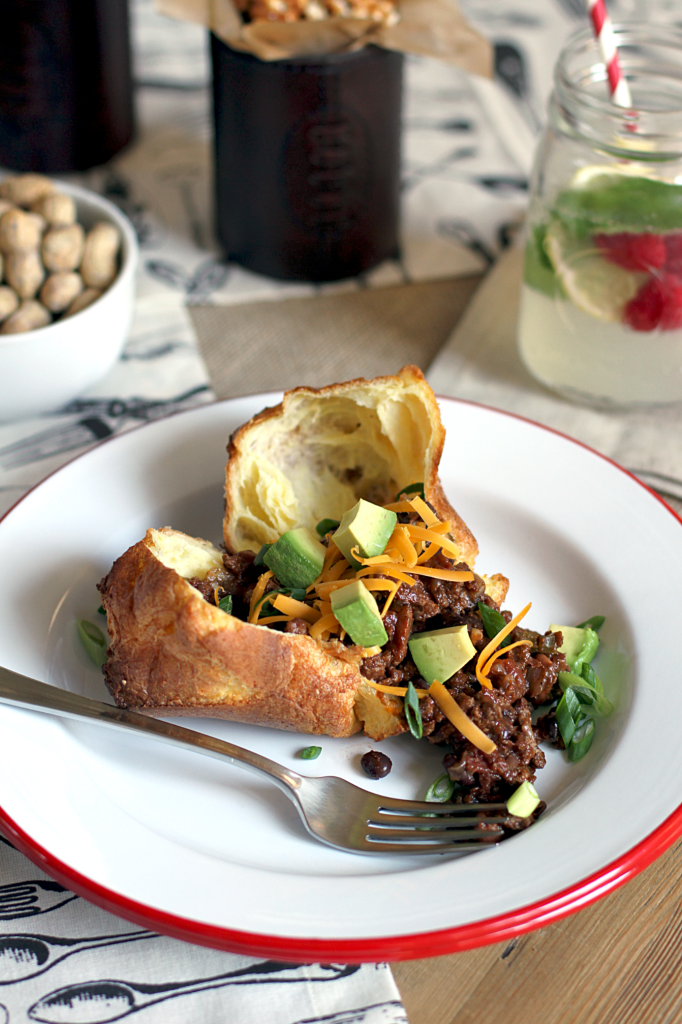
[{"x1": 188, "y1": 274, "x2": 481, "y2": 396}]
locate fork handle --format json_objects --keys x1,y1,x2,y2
[{"x1": 0, "y1": 666, "x2": 304, "y2": 796}]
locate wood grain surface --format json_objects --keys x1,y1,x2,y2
[{"x1": 392, "y1": 836, "x2": 682, "y2": 1024}]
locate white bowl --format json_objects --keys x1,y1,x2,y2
[{"x1": 0, "y1": 180, "x2": 138, "y2": 423}]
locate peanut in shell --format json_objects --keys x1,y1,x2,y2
[
  {"x1": 79, "y1": 223, "x2": 120, "y2": 288},
  {"x1": 0, "y1": 209, "x2": 44, "y2": 253},
  {"x1": 80, "y1": 222, "x2": 121, "y2": 289},
  {"x1": 40, "y1": 272, "x2": 84, "y2": 313},
  {"x1": 64, "y1": 287, "x2": 102, "y2": 318},
  {"x1": 0, "y1": 174, "x2": 55, "y2": 207},
  {"x1": 0, "y1": 286, "x2": 19, "y2": 323},
  {"x1": 41, "y1": 223, "x2": 85, "y2": 273},
  {"x1": 5, "y1": 250, "x2": 45, "y2": 300},
  {"x1": 31, "y1": 192, "x2": 77, "y2": 227},
  {"x1": 0, "y1": 299, "x2": 51, "y2": 334}
]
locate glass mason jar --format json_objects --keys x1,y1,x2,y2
[{"x1": 517, "y1": 25, "x2": 682, "y2": 407}]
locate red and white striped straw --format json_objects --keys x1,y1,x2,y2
[{"x1": 586, "y1": 0, "x2": 632, "y2": 107}]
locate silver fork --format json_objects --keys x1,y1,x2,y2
[{"x1": 0, "y1": 667, "x2": 508, "y2": 856}]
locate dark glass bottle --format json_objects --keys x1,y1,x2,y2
[
  {"x1": 0, "y1": 0, "x2": 134, "y2": 173},
  {"x1": 211, "y1": 38, "x2": 403, "y2": 282}
]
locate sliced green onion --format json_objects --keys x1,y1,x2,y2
[
  {"x1": 580, "y1": 662, "x2": 602, "y2": 692},
  {"x1": 589, "y1": 692, "x2": 613, "y2": 717},
  {"x1": 254, "y1": 543, "x2": 272, "y2": 566},
  {"x1": 77, "y1": 619, "x2": 107, "y2": 667},
  {"x1": 316, "y1": 518, "x2": 340, "y2": 537},
  {"x1": 300, "y1": 746, "x2": 322, "y2": 760},
  {"x1": 559, "y1": 671, "x2": 613, "y2": 717},
  {"x1": 477, "y1": 602, "x2": 512, "y2": 648},
  {"x1": 395, "y1": 482, "x2": 425, "y2": 501},
  {"x1": 569, "y1": 682, "x2": 598, "y2": 706},
  {"x1": 556, "y1": 687, "x2": 581, "y2": 746},
  {"x1": 576, "y1": 615, "x2": 605, "y2": 632},
  {"x1": 404, "y1": 681, "x2": 423, "y2": 740},
  {"x1": 568, "y1": 717, "x2": 595, "y2": 762},
  {"x1": 506, "y1": 781, "x2": 540, "y2": 819},
  {"x1": 425, "y1": 773, "x2": 455, "y2": 803},
  {"x1": 218, "y1": 594, "x2": 233, "y2": 614}
]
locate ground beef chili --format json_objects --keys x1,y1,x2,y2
[{"x1": 188, "y1": 518, "x2": 567, "y2": 817}]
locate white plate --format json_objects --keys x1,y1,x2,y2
[{"x1": 0, "y1": 395, "x2": 681, "y2": 961}]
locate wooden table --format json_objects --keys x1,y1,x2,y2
[
  {"x1": 392, "y1": 836, "x2": 682, "y2": 1023},
  {"x1": 189, "y1": 253, "x2": 682, "y2": 1024}
]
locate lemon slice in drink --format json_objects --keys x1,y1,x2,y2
[
  {"x1": 570, "y1": 163, "x2": 659, "y2": 189},
  {"x1": 543, "y1": 219, "x2": 643, "y2": 322}
]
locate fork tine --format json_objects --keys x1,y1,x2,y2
[
  {"x1": 366, "y1": 827, "x2": 504, "y2": 843},
  {"x1": 373, "y1": 798, "x2": 509, "y2": 815},
  {"x1": 368, "y1": 813, "x2": 509, "y2": 828}
]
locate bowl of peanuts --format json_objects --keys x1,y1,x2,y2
[{"x1": 0, "y1": 173, "x2": 138, "y2": 422}]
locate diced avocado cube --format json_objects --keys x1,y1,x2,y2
[
  {"x1": 506, "y1": 781, "x2": 540, "y2": 819},
  {"x1": 330, "y1": 580, "x2": 388, "y2": 648},
  {"x1": 551, "y1": 624, "x2": 599, "y2": 672},
  {"x1": 333, "y1": 499, "x2": 397, "y2": 569},
  {"x1": 408, "y1": 625, "x2": 476, "y2": 684},
  {"x1": 263, "y1": 527, "x2": 326, "y2": 589}
]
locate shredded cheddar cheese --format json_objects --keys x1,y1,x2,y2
[
  {"x1": 357, "y1": 564, "x2": 416, "y2": 588},
  {"x1": 388, "y1": 525, "x2": 418, "y2": 567},
  {"x1": 429, "y1": 681, "x2": 497, "y2": 754},
  {"x1": 416, "y1": 545, "x2": 436, "y2": 565},
  {"x1": 271, "y1": 594, "x2": 320, "y2": 624},
  {"x1": 248, "y1": 570, "x2": 274, "y2": 623},
  {"x1": 352, "y1": 550, "x2": 393, "y2": 566},
  {"x1": 320, "y1": 540, "x2": 344, "y2": 575},
  {"x1": 360, "y1": 578, "x2": 399, "y2": 597},
  {"x1": 481, "y1": 638, "x2": 533, "y2": 677},
  {"x1": 364, "y1": 680, "x2": 429, "y2": 698},
  {"x1": 406, "y1": 524, "x2": 460, "y2": 560},
  {"x1": 309, "y1": 613, "x2": 342, "y2": 640},
  {"x1": 377, "y1": 563, "x2": 474, "y2": 583},
  {"x1": 381, "y1": 581, "x2": 400, "y2": 617},
  {"x1": 408, "y1": 494, "x2": 439, "y2": 527},
  {"x1": 476, "y1": 602, "x2": 532, "y2": 689},
  {"x1": 313, "y1": 579, "x2": 356, "y2": 599}
]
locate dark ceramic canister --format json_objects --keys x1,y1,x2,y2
[
  {"x1": 211, "y1": 37, "x2": 403, "y2": 282},
  {"x1": 0, "y1": 0, "x2": 134, "y2": 173}
]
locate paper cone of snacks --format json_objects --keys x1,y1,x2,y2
[{"x1": 156, "y1": 0, "x2": 491, "y2": 69}]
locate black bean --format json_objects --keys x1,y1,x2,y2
[{"x1": 360, "y1": 750, "x2": 392, "y2": 779}]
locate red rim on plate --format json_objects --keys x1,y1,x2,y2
[{"x1": 0, "y1": 395, "x2": 680, "y2": 961}]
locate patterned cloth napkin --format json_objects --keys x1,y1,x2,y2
[
  {"x1": 0, "y1": 838, "x2": 403, "y2": 1024},
  {"x1": 0, "y1": 0, "x2": 673, "y2": 1019}
]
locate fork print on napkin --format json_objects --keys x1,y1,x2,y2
[{"x1": 0, "y1": 883, "x2": 78, "y2": 922}]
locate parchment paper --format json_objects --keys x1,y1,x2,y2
[{"x1": 156, "y1": 0, "x2": 491, "y2": 70}]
